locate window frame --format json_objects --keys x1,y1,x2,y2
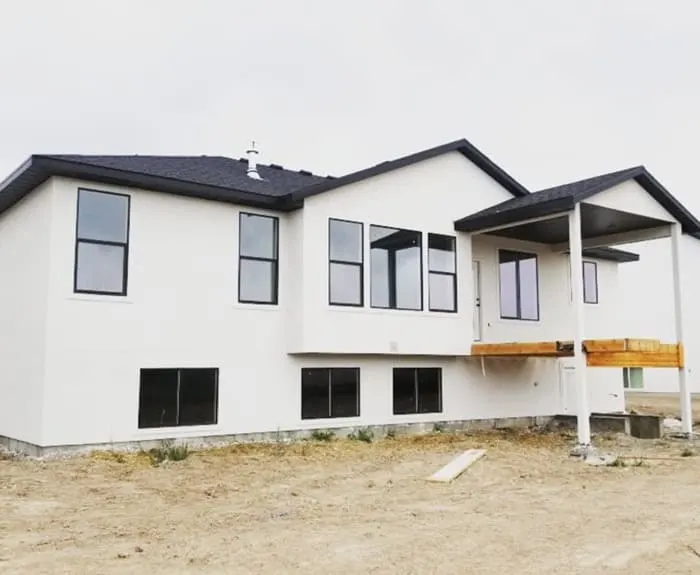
[
  {"x1": 237, "y1": 212, "x2": 279, "y2": 305},
  {"x1": 328, "y1": 218, "x2": 364, "y2": 307},
  {"x1": 623, "y1": 367, "x2": 644, "y2": 390},
  {"x1": 300, "y1": 367, "x2": 361, "y2": 420},
  {"x1": 428, "y1": 233, "x2": 457, "y2": 313},
  {"x1": 582, "y1": 260, "x2": 599, "y2": 304},
  {"x1": 369, "y1": 224, "x2": 424, "y2": 311},
  {"x1": 73, "y1": 188, "x2": 131, "y2": 296},
  {"x1": 498, "y1": 249, "x2": 540, "y2": 321},
  {"x1": 137, "y1": 367, "x2": 219, "y2": 429},
  {"x1": 392, "y1": 367, "x2": 443, "y2": 415}
]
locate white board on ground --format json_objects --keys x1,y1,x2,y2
[{"x1": 427, "y1": 449, "x2": 486, "y2": 483}]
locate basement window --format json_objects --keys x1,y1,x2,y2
[
  {"x1": 393, "y1": 368, "x2": 442, "y2": 415},
  {"x1": 74, "y1": 189, "x2": 130, "y2": 295},
  {"x1": 498, "y1": 250, "x2": 539, "y2": 321},
  {"x1": 239, "y1": 213, "x2": 279, "y2": 304},
  {"x1": 138, "y1": 368, "x2": 218, "y2": 428},
  {"x1": 623, "y1": 367, "x2": 644, "y2": 390},
  {"x1": 301, "y1": 368, "x2": 360, "y2": 419}
]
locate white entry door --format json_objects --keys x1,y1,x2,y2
[{"x1": 472, "y1": 261, "x2": 482, "y2": 341}]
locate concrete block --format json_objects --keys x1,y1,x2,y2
[{"x1": 629, "y1": 414, "x2": 662, "y2": 439}]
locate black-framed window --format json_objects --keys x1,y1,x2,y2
[
  {"x1": 583, "y1": 261, "x2": 598, "y2": 304},
  {"x1": 498, "y1": 250, "x2": 539, "y2": 321},
  {"x1": 428, "y1": 234, "x2": 457, "y2": 312},
  {"x1": 138, "y1": 368, "x2": 218, "y2": 428},
  {"x1": 301, "y1": 368, "x2": 360, "y2": 419},
  {"x1": 74, "y1": 189, "x2": 130, "y2": 295},
  {"x1": 370, "y1": 225, "x2": 422, "y2": 310},
  {"x1": 329, "y1": 218, "x2": 363, "y2": 306},
  {"x1": 238, "y1": 213, "x2": 279, "y2": 304},
  {"x1": 392, "y1": 368, "x2": 442, "y2": 415}
]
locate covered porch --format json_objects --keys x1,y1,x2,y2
[{"x1": 454, "y1": 166, "x2": 700, "y2": 448}]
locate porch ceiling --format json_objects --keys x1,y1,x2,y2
[
  {"x1": 485, "y1": 203, "x2": 669, "y2": 245},
  {"x1": 454, "y1": 166, "x2": 700, "y2": 246}
]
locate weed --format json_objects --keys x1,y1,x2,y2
[
  {"x1": 607, "y1": 457, "x2": 626, "y2": 467},
  {"x1": 348, "y1": 428, "x2": 374, "y2": 443},
  {"x1": 386, "y1": 428, "x2": 397, "y2": 440},
  {"x1": 310, "y1": 429, "x2": 336, "y2": 442},
  {"x1": 110, "y1": 452, "x2": 126, "y2": 463},
  {"x1": 433, "y1": 422, "x2": 446, "y2": 434},
  {"x1": 681, "y1": 447, "x2": 696, "y2": 457},
  {"x1": 143, "y1": 440, "x2": 189, "y2": 466}
]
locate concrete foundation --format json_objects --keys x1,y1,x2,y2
[
  {"x1": 628, "y1": 414, "x2": 663, "y2": 439},
  {"x1": 0, "y1": 415, "x2": 555, "y2": 458},
  {"x1": 552, "y1": 412, "x2": 663, "y2": 439}
]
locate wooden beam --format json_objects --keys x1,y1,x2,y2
[
  {"x1": 583, "y1": 339, "x2": 627, "y2": 352},
  {"x1": 471, "y1": 339, "x2": 683, "y2": 367},
  {"x1": 580, "y1": 338, "x2": 662, "y2": 352},
  {"x1": 470, "y1": 341, "x2": 569, "y2": 357},
  {"x1": 585, "y1": 348, "x2": 683, "y2": 368}
]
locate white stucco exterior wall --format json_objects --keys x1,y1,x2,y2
[
  {"x1": 292, "y1": 151, "x2": 512, "y2": 356},
  {"x1": 2, "y1": 155, "x2": 633, "y2": 449},
  {"x1": 583, "y1": 180, "x2": 676, "y2": 223},
  {"x1": 0, "y1": 181, "x2": 54, "y2": 445}
]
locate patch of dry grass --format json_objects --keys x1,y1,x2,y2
[{"x1": 4, "y1": 426, "x2": 700, "y2": 574}]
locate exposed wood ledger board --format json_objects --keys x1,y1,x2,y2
[{"x1": 470, "y1": 339, "x2": 683, "y2": 368}]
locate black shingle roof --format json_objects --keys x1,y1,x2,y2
[
  {"x1": 454, "y1": 165, "x2": 700, "y2": 237},
  {"x1": 0, "y1": 154, "x2": 328, "y2": 216},
  {"x1": 42, "y1": 154, "x2": 326, "y2": 197},
  {"x1": 4, "y1": 139, "x2": 691, "y2": 262},
  {"x1": 291, "y1": 138, "x2": 529, "y2": 201}
]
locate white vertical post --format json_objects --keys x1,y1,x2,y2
[
  {"x1": 670, "y1": 223, "x2": 693, "y2": 435},
  {"x1": 569, "y1": 204, "x2": 591, "y2": 447}
]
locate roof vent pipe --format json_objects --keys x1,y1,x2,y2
[{"x1": 246, "y1": 141, "x2": 262, "y2": 179}]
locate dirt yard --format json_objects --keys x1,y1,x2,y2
[
  {"x1": 3, "y1": 396, "x2": 700, "y2": 574},
  {"x1": 626, "y1": 390, "x2": 700, "y2": 421}
]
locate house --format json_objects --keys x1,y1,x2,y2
[{"x1": 0, "y1": 139, "x2": 697, "y2": 455}]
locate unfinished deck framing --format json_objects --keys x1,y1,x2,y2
[{"x1": 470, "y1": 339, "x2": 683, "y2": 368}]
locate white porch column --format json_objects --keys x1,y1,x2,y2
[
  {"x1": 569, "y1": 204, "x2": 591, "y2": 447},
  {"x1": 670, "y1": 223, "x2": 693, "y2": 435}
]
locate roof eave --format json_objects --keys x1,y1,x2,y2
[
  {"x1": 32, "y1": 157, "x2": 288, "y2": 211},
  {"x1": 632, "y1": 169, "x2": 700, "y2": 235},
  {"x1": 453, "y1": 196, "x2": 575, "y2": 233},
  {"x1": 580, "y1": 247, "x2": 640, "y2": 263},
  {"x1": 289, "y1": 138, "x2": 529, "y2": 203}
]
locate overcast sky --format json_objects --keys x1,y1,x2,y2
[{"x1": 1, "y1": 0, "x2": 696, "y2": 340}]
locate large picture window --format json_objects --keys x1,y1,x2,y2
[
  {"x1": 138, "y1": 368, "x2": 218, "y2": 429},
  {"x1": 393, "y1": 368, "x2": 442, "y2": 415},
  {"x1": 498, "y1": 250, "x2": 539, "y2": 321},
  {"x1": 74, "y1": 189, "x2": 130, "y2": 295},
  {"x1": 428, "y1": 234, "x2": 457, "y2": 312},
  {"x1": 370, "y1": 225, "x2": 422, "y2": 310},
  {"x1": 301, "y1": 368, "x2": 360, "y2": 420},
  {"x1": 239, "y1": 213, "x2": 279, "y2": 304},
  {"x1": 328, "y1": 219, "x2": 363, "y2": 306}
]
